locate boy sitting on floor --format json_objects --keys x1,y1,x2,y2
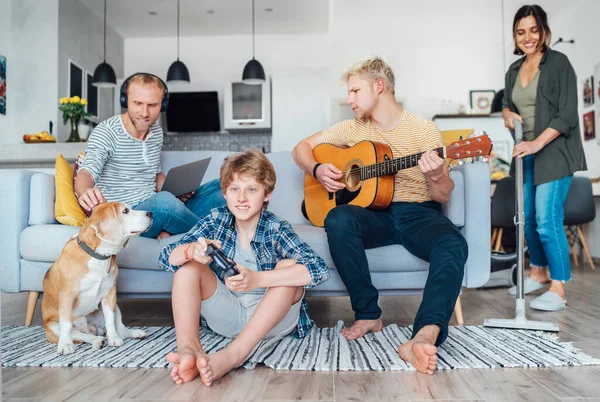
[{"x1": 159, "y1": 149, "x2": 330, "y2": 386}]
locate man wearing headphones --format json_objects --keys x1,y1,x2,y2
[{"x1": 75, "y1": 72, "x2": 225, "y2": 238}]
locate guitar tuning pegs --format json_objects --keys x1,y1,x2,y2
[{"x1": 458, "y1": 160, "x2": 465, "y2": 166}]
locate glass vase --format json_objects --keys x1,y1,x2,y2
[{"x1": 66, "y1": 118, "x2": 81, "y2": 142}]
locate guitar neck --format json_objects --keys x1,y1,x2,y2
[{"x1": 359, "y1": 147, "x2": 445, "y2": 180}]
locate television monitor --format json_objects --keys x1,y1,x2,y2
[{"x1": 166, "y1": 91, "x2": 220, "y2": 133}]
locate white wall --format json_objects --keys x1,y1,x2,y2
[
  {"x1": 0, "y1": 0, "x2": 13, "y2": 143},
  {"x1": 58, "y1": 0, "x2": 125, "y2": 141},
  {"x1": 125, "y1": 33, "x2": 330, "y2": 133},
  {"x1": 328, "y1": 0, "x2": 506, "y2": 120},
  {"x1": 0, "y1": 0, "x2": 59, "y2": 144}
]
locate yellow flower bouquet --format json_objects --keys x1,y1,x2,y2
[{"x1": 58, "y1": 96, "x2": 90, "y2": 142}]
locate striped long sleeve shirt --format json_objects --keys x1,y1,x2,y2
[{"x1": 78, "y1": 115, "x2": 163, "y2": 206}]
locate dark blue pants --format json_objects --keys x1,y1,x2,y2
[{"x1": 324, "y1": 201, "x2": 468, "y2": 346}]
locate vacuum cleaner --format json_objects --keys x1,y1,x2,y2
[{"x1": 483, "y1": 119, "x2": 559, "y2": 332}]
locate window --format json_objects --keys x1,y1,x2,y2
[{"x1": 68, "y1": 60, "x2": 83, "y2": 98}]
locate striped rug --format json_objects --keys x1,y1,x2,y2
[{"x1": 2, "y1": 322, "x2": 599, "y2": 370}]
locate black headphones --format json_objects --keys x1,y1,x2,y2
[{"x1": 119, "y1": 72, "x2": 170, "y2": 112}]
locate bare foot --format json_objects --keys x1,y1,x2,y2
[
  {"x1": 340, "y1": 318, "x2": 383, "y2": 340},
  {"x1": 398, "y1": 338, "x2": 438, "y2": 375},
  {"x1": 157, "y1": 230, "x2": 171, "y2": 240},
  {"x1": 197, "y1": 348, "x2": 244, "y2": 387},
  {"x1": 166, "y1": 348, "x2": 208, "y2": 384}
]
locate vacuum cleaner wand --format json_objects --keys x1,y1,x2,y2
[{"x1": 483, "y1": 119, "x2": 559, "y2": 332}]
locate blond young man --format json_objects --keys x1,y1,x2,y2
[
  {"x1": 159, "y1": 149, "x2": 329, "y2": 386},
  {"x1": 75, "y1": 73, "x2": 225, "y2": 239},
  {"x1": 292, "y1": 57, "x2": 468, "y2": 375}
]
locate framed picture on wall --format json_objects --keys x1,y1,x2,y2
[
  {"x1": 68, "y1": 59, "x2": 83, "y2": 98},
  {"x1": 85, "y1": 71, "x2": 98, "y2": 120},
  {"x1": 584, "y1": 110, "x2": 595, "y2": 141},
  {"x1": 594, "y1": 63, "x2": 600, "y2": 143},
  {"x1": 469, "y1": 90, "x2": 495, "y2": 114},
  {"x1": 583, "y1": 76, "x2": 594, "y2": 107},
  {"x1": 0, "y1": 54, "x2": 6, "y2": 115}
]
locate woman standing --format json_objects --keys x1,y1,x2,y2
[{"x1": 503, "y1": 5, "x2": 587, "y2": 311}]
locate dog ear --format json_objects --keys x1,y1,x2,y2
[{"x1": 89, "y1": 204, "x2": 125, "y2": 245}]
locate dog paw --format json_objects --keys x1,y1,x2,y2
[
  {"x1": 57, "y1": 343, "x2": 76, "y2": 355},
  {"x1": 91, "y1": 336, "x2": 105, "y2": 350},
  {"x1": 108, "y1": 336, "x2": 124, "y2": 347},
  {"x1": 130, "y1": 329, "x2": 147, "y2": 339}
]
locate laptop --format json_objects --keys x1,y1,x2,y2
[{"x1": 162, "y1": 157, "x2": 212, "y2": 196}]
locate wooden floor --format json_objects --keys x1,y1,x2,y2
[{"x1": 3, "y1": 263, "x2": 600, "y2": 401}]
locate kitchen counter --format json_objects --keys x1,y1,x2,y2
[{"x1": 0, "y1": 142, "x2": 86, "y2": 168}]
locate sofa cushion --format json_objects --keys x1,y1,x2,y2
[
  {"x1": 266, "y1": 152, "x2": 308, "y2": 225},
  {"x1": 444, "y1": 169, "x2": 465, "y2": 227},
  {"x1": 20, "y1": 224, "x2": 163, "y2": 270},
  {"x1": 292, "y1": 224, "x2": 429, "y2": 273},
  {"x1": 29, "y1": 173, "x2": 58, "y2": 225}
]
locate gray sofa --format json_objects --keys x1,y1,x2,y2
[{"x1": 0, "y1": 151, "x2": 490, "y2": 325}]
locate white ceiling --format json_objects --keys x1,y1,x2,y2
[{"x1": 77, "y1": 0, "x2": 330, "y2": 38}]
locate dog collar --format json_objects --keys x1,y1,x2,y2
[{"x1": 76, "y1": 236, "x2": 112, "y2": 260}]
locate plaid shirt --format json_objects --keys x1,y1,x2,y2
[{"x1": 159, "y1": 206, "x2": 330, "y2": 339}]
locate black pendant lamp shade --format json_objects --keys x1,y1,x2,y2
[
  {"x1": 167, "y1": 60, "x2": 190, "y2": 83},
  {"x1": 167, "y1": 0, "x2": 190, "y2": 84},
  {"x1": 242, "y1": 58, "x2": 265, "y2": 84},
  {"x1": 93, "y1": 0, "x2": 117, "y2": 87},
  {"x1": 93, "y1": 62, "x2": 117, "y2": 88},
  {"x1": 242, "y1": 0, "x2": 265, "y2": 84}
]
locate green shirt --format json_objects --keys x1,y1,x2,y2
[
  {"x1": 503, "y1": 49, "x2": 587, "y2": 185},
  {"x1": 511, "y1": 70, "x2": 539, "y2": 141}
]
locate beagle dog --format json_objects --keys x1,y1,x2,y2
[{"x1": 42, "y1": 202, "x2": 153, "y2": 355}]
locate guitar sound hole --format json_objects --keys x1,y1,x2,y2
[{"x1": 345, "y1": 164, "x2": 361, "y2": 190}]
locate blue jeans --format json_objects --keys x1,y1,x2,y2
[
  {"x1": 133, "y1": 179, "x2": 225, "y2": 238},
  {"x1": 524, "y1": 155, "x2": 572, "y2": 281},
  {"x1": 323, "y1": 201, "x2": 468, "y2": 346}
]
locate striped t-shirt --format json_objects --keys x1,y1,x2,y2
[
  {"x1": 78, "y1": 115, "x2": 163, "y2": 206},
  {"x1": 322, "y1": 110, "x2": 443, "y2": 203}
]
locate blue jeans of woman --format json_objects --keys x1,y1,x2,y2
[
  {"x1": 133, "y1": 179, "x2": 225, "y2": 238},
  {"x1": 323, "y1": 201, "x2": 468, "y2": 346},
  {"x1": 523, "y1": 155, "x2": 572, "y2": 281}
]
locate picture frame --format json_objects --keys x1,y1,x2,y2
[
  {"x1": 0, "y1": 54, "x2": 6, "y2": 115},
  {"x1": 583, "y1": 76, "x2": 594, "y2": 107},
  {"x1": 594, "y1": 63, "x2": 600, "y2": 143},
  {"x1": 584, "y1": 110, "x2": 595, "y2": 141},
  {"x1": 469, "y1": 90, "x2": 496, "y2": 114}
]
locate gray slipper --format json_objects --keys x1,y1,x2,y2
[
  {"x1": 530, "y1": 291, "x2": 567, "y2": 311},
  {"x1": 508, "y1": 277, "x2": 547, "y2": 295}
]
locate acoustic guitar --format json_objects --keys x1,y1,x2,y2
[{"x1": 303, "y1": 134, "x2": 492, "y2": 227}]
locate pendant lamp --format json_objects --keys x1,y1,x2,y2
[
  {"x1": 167, "y1": 0, "x2": 190, "y2": 83},
  {"x1": 242, "y1": 0, "x2": 265, "y2": 84},
  {"x1": 93, "y1": 0, "x2": 117, "y2": 87}
]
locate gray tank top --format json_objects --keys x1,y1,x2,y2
[{"x1": 511, "y1": 70, "x2": 540, "y2": 142}]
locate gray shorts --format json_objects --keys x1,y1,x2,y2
[{"x1": 202, "y1": 273, "x2": 303, "y2": 339}]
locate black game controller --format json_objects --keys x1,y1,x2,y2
[{"x1": 205, "y1": 244, "x2": 239, "y2": 277}]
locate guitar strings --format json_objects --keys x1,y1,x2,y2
[{"x1": 347, "y1": 147, "x2": 444, "y2": 177}]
